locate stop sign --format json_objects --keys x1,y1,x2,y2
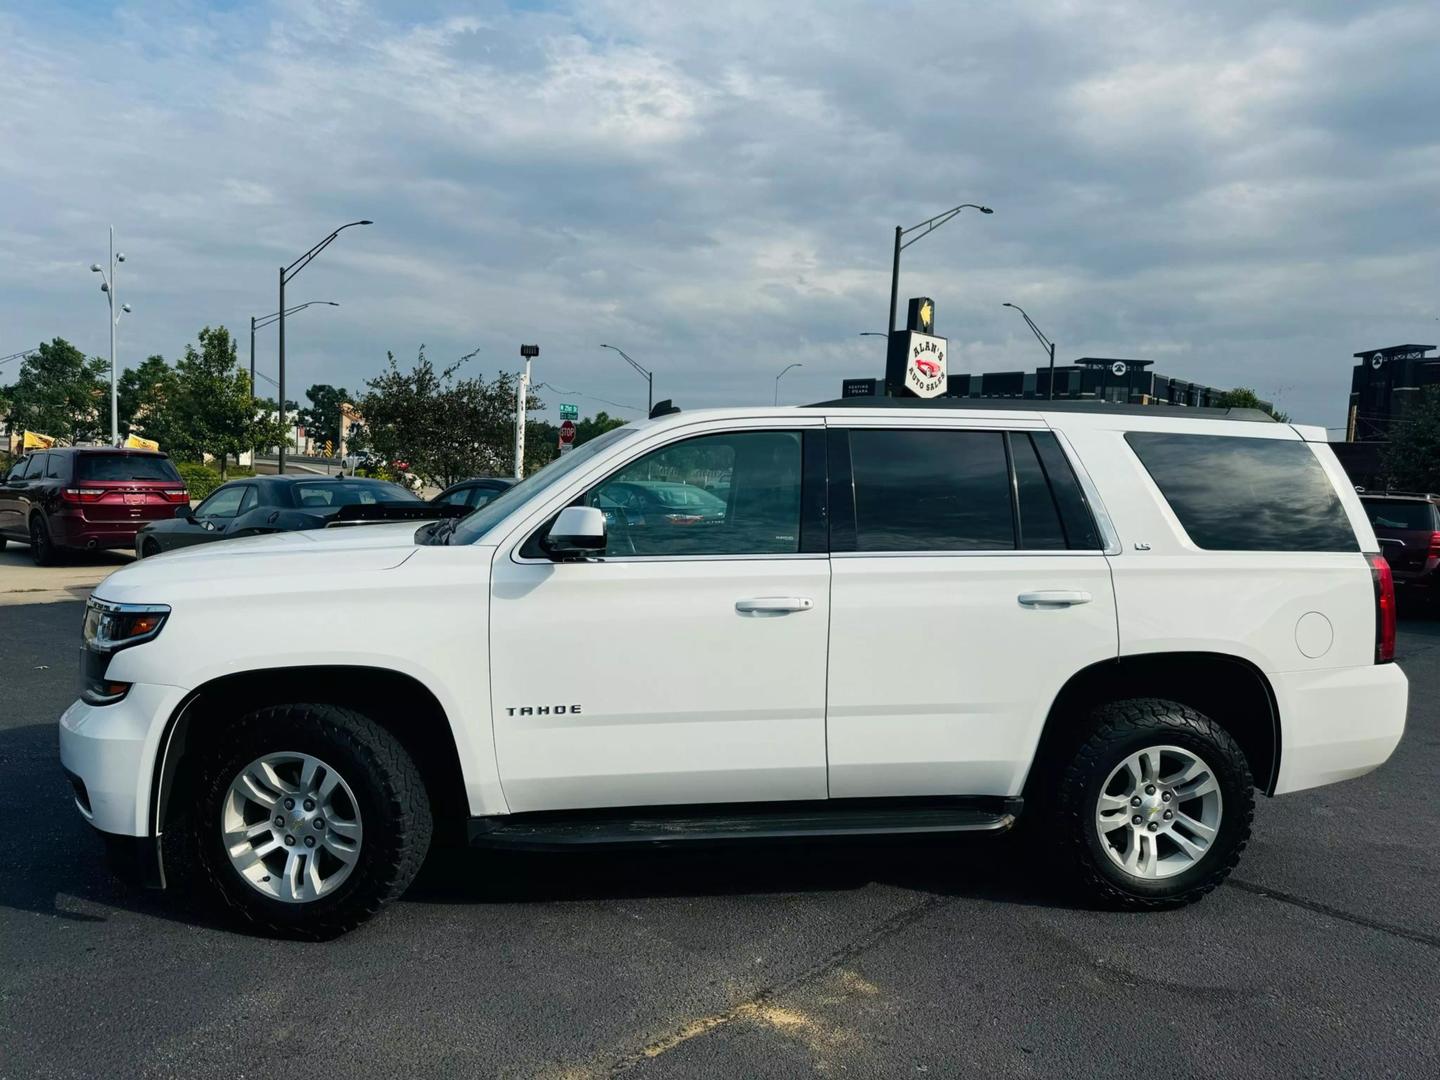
[{"x1": 559, "y1": 420, "x2": 577, "y2": 445}]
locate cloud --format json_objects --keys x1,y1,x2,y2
[{"x1": 0, "y1": 0, "x2": 1437, "y2": 425}]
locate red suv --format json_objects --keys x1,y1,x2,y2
[
  {"x1": 1360, "y1": 492, "x2": 1440, "y2": 606},
  {"x1": 0, "y1": 448, "x2": 189, "y2": 565}
]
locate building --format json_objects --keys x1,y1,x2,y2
[
  {"x1": 843, "y1": 357, "x2": 1269, "y2": 411},
  {"x1": 1331, "y1": 343, "x2": 1439, "y2": 489}
]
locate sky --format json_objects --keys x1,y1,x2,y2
[{"x1": 1, "y1": 0, "x2": 1437, "y2": 431}]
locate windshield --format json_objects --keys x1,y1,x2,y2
[
  {"x1": 446, "y1": 425, "x2": 640, "y2": 545},
  {"x1": 293, "y1": 480, "x2": 420, "y2": 508}
]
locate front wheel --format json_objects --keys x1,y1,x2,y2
[
  {"x1": 1050, "y1": 698, "x2": 1254, "y2": 910},
  {"x1": 139, "y1": 537, "x2": 161, "y2": 559},
  {"x1": 193, "y1": 703, "x2": 433, "y2": 938}
]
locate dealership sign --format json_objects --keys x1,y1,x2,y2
[{"x1": 903, "y1": 332, "x2": 948, "y2": 398}]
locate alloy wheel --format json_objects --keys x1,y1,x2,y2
[
  {"x1": 221, "y1": 751, "x2": 364, "y2": 903},
  {"x1": 1094, "y1": 744, "x2": 1223, "y2": 880}
]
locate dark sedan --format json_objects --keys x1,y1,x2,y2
[
  {"x1": 432, "y1": 476, "x2": 516, "y2": 512},
  {"x1": 134, "y1": 475, "x2": 432, "y2": 558}
]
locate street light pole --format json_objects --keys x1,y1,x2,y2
[
  {"x1": 599, "y1": 344, "x2": 654, "y2": 414},
  {"x1": 90, "y1": 227, "x2": 130, "y2": 445},
  {"x1": 774, "y1": 362, "x2": 802, "y2": 405},
  {"x1": 1001, "y1": 302, "x2": 1058, "y2": 400},
  {"x1": 277, "y1": 220, "x2": 371, "y2": 473},
  {"x1": 888, "y1": 203, "x2": 992, "y2": 333}
]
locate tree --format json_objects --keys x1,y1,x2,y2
[
  {"x1": 300, "y1": 383, "x2": 352, "y2": 452},
  {"x1": 1381, "y1": 387, "x2": 1440, "y2": 492},
  {"x1": 117, "y1": 355, "x2": 182, "y2": 448},
  {"x1": 3, "y1": 338, "x2": 109, "y2": 444},
  {"x1": 1214, "y1": 387, "x2": 1291, "y2": 423},
  {"x1": 356, "y1": 347, "x2": 544, "y2": 487},
  {"x1": 172, "y1": 326, "x2": 289, "y2": 477}
]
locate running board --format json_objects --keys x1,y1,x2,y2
[{"x1": 468, "y1": 796, "x2": 1021, "y2": 850}]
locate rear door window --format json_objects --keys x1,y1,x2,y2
[
  {"x1": 848, "y1": 429, "x2": 1014, "y2": 551},
  {"x1": 77, "y1": 454, "x2": 182, "y2": 482},
  {"x1": 23, "y1": 454, "x2": 47, "y2": 480},
  {"x1": 1126, "y1": 432, "x2": 1357, "y2": 552}
]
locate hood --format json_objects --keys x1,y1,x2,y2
[{"x1": 95, "y1": 522, "x2": 422, "y2": 600}]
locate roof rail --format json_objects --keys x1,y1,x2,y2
[
  {"x1": 1366, "y1": 490, "x2": 1440, "y2": 500},
  {"x1": 803, "y1": 397, "x2": 1277, "y2": 422}
]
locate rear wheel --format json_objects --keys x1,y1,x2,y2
[
  {"x1": 1049, "y1": 698, "x2": 1253, "y2": 910},
  {"x1": 192, "y1": 703, "x2": 432, "y2": 938},
  {"x1": 29, "y1": 515, "x2": 59, "y2": 566}
]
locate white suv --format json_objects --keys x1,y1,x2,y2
[{"x1": 59, "y1": 400, "x2": 1408, "y2": 937}]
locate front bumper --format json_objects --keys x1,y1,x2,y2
[
  {"x1": 58, "y1": 682, "x2": 189, "y2": 837},
  {"x1": 1271, "y1": 662, "x2": 1409, "y2": 795}
]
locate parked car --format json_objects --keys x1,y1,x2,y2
[
  {"x1": 1360, "y1": 492, "x2": 1440, "y2": 604},
  {"x1": 134, "y1": 475, "x2": 432, "y2": 558},
  {"x1": 431, "y1": 476, "x2": 516, "y2": 512},
  {"x1": 61, "y1": 399, "x2": 1406, "y2": 938},
  {"x1": 0, "y1": 447, "x2": 188, "y2": 565}
]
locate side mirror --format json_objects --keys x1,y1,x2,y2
[
  {"x1": 174, "y1": 504, "x2": 195, "y2": 520},
  {"x1": 542, "y1": 506, "x2": 607, "y2": 560}
]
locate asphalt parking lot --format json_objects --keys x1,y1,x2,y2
[{"x1": 1, "y1": 563, "x2": 1437, "y2": 1078}]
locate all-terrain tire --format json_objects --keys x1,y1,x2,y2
[
  {"x1": 191, "y1": 702, "x2": 432, "y2": 939},
  {"x1": 1049, "y1": 697, "x2": 1253, "y2": 910}
]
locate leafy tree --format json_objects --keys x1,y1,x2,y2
[
  {"x1": 1381, "y1": 387, "x2": 1440, "y2": 492},
  {"x1": 1214, "y1": 387, "x2": 1291, "y2": 423},
  {"x1": 356, "y1": 347, "x2": 544, "y2": 487},
  {"x1": 300, "y1": 383, "x2": 352, "y2": 452},
  {"x1": 172, "y1": 326, "x2": 289, "y2": 477},
  {"x1": 3, "y1": 338, "x2": 109, "y2": 444},
  {"x1": 118, "y1": 354, "x2": 182, "y2": 448}
]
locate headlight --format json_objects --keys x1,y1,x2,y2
[{"x1": 81, "y1": 599, "x2": 170, "y2": 705}]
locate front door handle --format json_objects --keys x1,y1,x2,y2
[
  {"x1": 735, "y1": 597, "x2": 814, "y2": 614},
  {"x1": 1018, "y1": 590, "x2": 1092, "y2": 609}
]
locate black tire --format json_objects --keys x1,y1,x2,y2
[
  {"x1": 29, "y1": 515, "x2": 60, "y2": 566},
  {"x1": 140, "y1": 537, "x2": 161, "y2": 559},
  {"x1": 0, "y1": 535, "x2": 7, "y2": 552},
  {"x1": 191, "y1": 703, "x2": 432, "y2": 939},
  {"x1": 1049, "y1": 698, "x2": 1253, "y2": 910}
]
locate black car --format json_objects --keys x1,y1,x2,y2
[
  {"x1": 431, "y1": 476, "x2": 516, "y2": 512},
  {"x1": 1361, "y1": 492, "x2": 1440, "y2": 604},
  {"x1": 134, "y1": 475, "x2": 435, "y2": 558}
]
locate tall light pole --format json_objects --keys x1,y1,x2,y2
[
  {"x1": 599, "y1": 344, "x2": 653, "y2": 414},
  {"x1": 1002, "y1": 302, "x2": 1058, "y2": 400},
  {"x1": 278, "y1": 220, "x2": 371, "y2": 473},
  {"x1": 516, "y1": 345, "x2": 539, "y2": 479},
  {"x1": 250, "y1": 301, "x2": 339, "y2": 405},
  {"x1": 774, "y1": 362, "x2": 803, "y2": 405},
  {"x1": 888, "y1": 203, "x2": 992, "y2": 334},
  {"x1": 90, "y1": 227, "x2": 131, "y2": 445}
]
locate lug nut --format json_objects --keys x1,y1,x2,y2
[
  {"x1": 303, "y1": 799, "x2": 315, "y2": 812},
  {"x1": 1162, "y1": 791, "x2": 1171, "y2": 802},
  {"x1": 1132, "y1": 815, "x2": 1142, "y2": 825},
  {"x1": 1147, "y1": 823, "x2": 1158, "y2": 832},
  {"x1": 284, "y1": 835, "x2": 296, "y2": 846},
  {"x1": 1163, "y1": 810, "x2": 1174, "y2": 820},
  {"x1": 314, "y1": 818, "x2": 325, "y2": 830},
  {"x1": 304, "y1": 836, "x2": 316, "y2": 848},
  {"x1": 1145, "y1": 785, "x2": 1156, "y2": 796},
  {"x1": 274, "y1": 816, "x2": 285, "y2": 826},
  {"x1": 284, "y1": 798, "x2": 295, "y2": 810},
  {"x1": 1130, "y1": 796, "x2": 1142, "y2": 807}
]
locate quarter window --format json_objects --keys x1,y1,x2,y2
[
  {"x1": 849, "y1": 429, "x2": 1014, "y2": 551},
  {"x1": 1126, "y1": 432, "x2": 1357, "y2": 552},
  {"x1": 583, "y1": 431, "x2": 803, "y2": 557}
]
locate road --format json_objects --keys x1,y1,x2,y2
[{"x1": 0, "y1": 590, "x2": 1437, "y2": 1078}]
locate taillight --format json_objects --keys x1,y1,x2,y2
[
  {"x1": 1429, "y1": 532, "x2": 1440, "y2": 557},
  {"x1": 61, "y1": 488, "x2": 105, "y2": 504},
  {"x1": 162, "y1": 489, "x2": 190, "y2": 503},
  {"x1": 1368, "y1": 553, "x2": 1396, "y2": 664}
]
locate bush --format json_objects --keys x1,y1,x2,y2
[{"x1": 175, "y1": 462, "x2": 223, "y2": 501}]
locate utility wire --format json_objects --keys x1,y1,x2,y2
[{"x1": 532, "y1": 381, "x2": 641, "y2": 414}]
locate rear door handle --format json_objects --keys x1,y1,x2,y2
[
  {"x1": 1018, "y1": 590, "x2": 1092, "y2": 608},
  {"x1": 736, "y1": 597, "x2": 814, "y2": 614}
]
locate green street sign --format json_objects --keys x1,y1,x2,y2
[{"x1": 558, "y1": 403, "x2": 579, "y2": 420}]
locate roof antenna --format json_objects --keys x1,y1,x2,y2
[{"x1": 649, "y1": 399, "x2": 681, "y2": 419}]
